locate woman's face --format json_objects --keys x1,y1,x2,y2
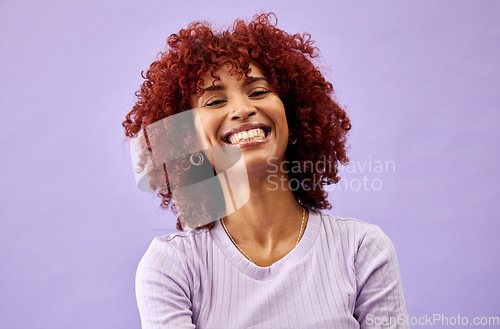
[{"x1": 190, "y1": 62, "x2": 289, "y2": 172}]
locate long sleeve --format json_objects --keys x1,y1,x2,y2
[
  {"x1": 135, "y1": 238, "x2": 196, "y2": 329},
  {"x1": 353, "y1": 226, "x2": 409, "y2": 329}
]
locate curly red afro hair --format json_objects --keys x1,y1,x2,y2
[{"x1": 123, "y1": 12, "x2": 351, "y2": 231}]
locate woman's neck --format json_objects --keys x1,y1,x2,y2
[{"x1": 221, "y1": 166, "x2": 307, "y2": 263}]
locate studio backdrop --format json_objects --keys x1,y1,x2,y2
[{"x1": 1, "y1": 0, "x2": 499, "y2": 328}]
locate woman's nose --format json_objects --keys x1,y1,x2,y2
[{"x1": 229, "y1": 98, "x2": 256, "y2": 120}]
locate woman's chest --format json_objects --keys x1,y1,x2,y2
[{"x1": 190, "y1": 257, "x2": 359, "y2": 329}]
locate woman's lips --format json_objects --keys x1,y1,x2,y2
[
  {"x1": 221, "y1": 122, "x2": 271, "y2": 143},
  {"x1": 224, "y1": 130, "x2": 271, "y2": 148}
]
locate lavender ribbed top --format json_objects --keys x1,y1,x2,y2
[{"x1": 136, "y1": 209, "x2": 409, "y2": 328}]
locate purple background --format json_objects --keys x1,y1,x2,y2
[{"x1": 1, "y1": 1, "x2": 499, "y2": 328}]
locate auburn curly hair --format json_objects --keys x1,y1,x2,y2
[{"x1": 123, "y1": 12, "x2": 351, "y2": 231}]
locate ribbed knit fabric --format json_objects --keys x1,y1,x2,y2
[{"x1": 136, "y1": 209, "x2": 409, "y2": 329}]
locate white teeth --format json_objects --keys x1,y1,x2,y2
[{"x1": 228, "y1": 128, "x2": 266, "y2": 144}]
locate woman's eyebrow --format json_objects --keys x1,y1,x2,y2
[
  {"x1": 247, "y1": 77, "x2": 269, "y2": 85},
  {"x1": 202, "y1": 77, "x2": 269, "y2": 92},
  {"x1": 203, "y1": 85, "x2": 224, "y2": 92}
]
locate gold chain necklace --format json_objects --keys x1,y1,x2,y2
[{"x1": 220, "y1": 207, "x2": 306, "y2": 264}]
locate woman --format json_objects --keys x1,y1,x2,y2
[{"x1": 123, "y1": 13, "x2": 409, "y2": 329}]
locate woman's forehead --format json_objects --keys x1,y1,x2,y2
[{"x1": 198, "y1": 61, "x2": 266, "y2": 88}]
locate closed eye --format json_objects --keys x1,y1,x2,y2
[
  {"x1": 205, "y1": 99, "x2": 226, "y2": 107},
  {"x1": 249, "y1": 90, "x2": 270, "y2": 98}
]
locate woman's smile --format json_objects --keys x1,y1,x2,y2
[{"x1": 222, "y1": 122, "x2": 271, "y2": 148}]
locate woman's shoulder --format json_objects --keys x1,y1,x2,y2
[
  {"x1": 155, "y1": 227, "x2": 211, "y2": 246},
  {"x1": 137, "y1": 228, "x2": 212, "y2": 272},
  {"x1": 315, "y1": 210, "x2": 396, "y2": 252},
  {"x1": 317, "y1": 210, "x2": 383, "y2": 234}
]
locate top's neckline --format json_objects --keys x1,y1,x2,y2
[{"x1": 210, "y1": 208, "x2": 322, "y2": 281}]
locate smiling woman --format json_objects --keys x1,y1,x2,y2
[{"x1": 123, "y1": 12, "x2": 409, "y2": 329}]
